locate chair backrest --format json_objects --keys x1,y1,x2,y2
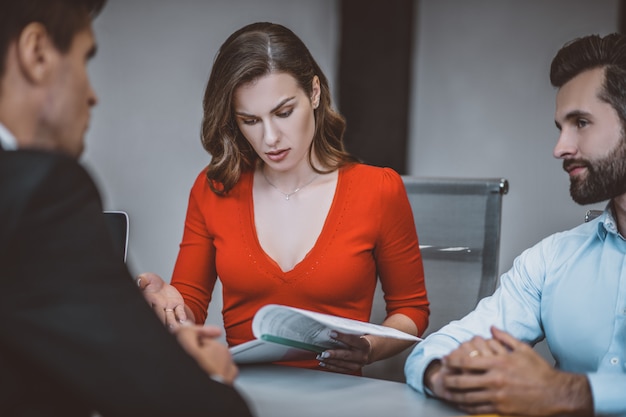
[
  {"x1": 363, "y1": 176, "x2": 508, "y2": 382},
  {"x1": 103, "y1": 211, "x2": 129, "y2": 263}
]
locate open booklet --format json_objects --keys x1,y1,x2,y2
[{"x1": 230, "y1": 304, "x2": 421, "y2": 364}]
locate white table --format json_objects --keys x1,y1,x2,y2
[{"x1": 235, "y1": 364, "x2": 462, "y2": 417}]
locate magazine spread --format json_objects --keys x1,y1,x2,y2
[{"x1": 230, "y1": 304, "x2": 421, "y2": 364}]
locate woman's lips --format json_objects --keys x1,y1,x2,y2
[{"x1": 266, "y1": 149, "x2": 289, "y2": 162}]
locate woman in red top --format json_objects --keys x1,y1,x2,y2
[{"x1": 140, "y1": 22, "x2": 429, "y2": 375}]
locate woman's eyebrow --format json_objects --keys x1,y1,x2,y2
[
  {"x1": 270, "y1": 97, "x2": 296, "y2": 113},
  {"x1": 235, "y1": 97, "x2": 296, "y2": 117}
]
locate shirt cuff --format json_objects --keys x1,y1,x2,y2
[
  {"x1": 404, "y1": 347, "x2": 443, "y2": 394},
  {"x1": 586, "y1": 372, "x2": 626, "y2": 416}
]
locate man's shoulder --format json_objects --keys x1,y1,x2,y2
[
  {"x1": 526, "y1": 217, "x2": 601, "y2": 265},
  {"x1": 0, "y1": 150, "x2": 101, "y2": 250},
  {"x1": 0, "y1": 149, "x2": 98, "y2": 214},
  {"x1": 0, "y1": 148, "x2": 81, "y2": 170},
  {"x1": 547, "y1": 216, "x2": 600, "y2": 243},
  {"x1": 0, "y1": 150, "x2": 91, "y2": 190},
  {"x1": 1, "y1": 149, "x2": 82, "y2": 177}
]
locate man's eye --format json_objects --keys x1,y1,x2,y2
[{"x1": 576, "y1": 119, "x2": 589, "y2": 128}]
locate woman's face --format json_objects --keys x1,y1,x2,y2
[{"x1": 233, "y1": 72, "x2": 320, "y2": 172}]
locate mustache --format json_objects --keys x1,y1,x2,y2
[{"x1": 563, "y1": 159, "x2": 591, "y2": 173}]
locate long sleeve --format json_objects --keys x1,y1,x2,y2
[
  {"x1": 405, "y1": 212, "x2": 626, "y2": 416},
  {"x1": 0, "y1": 151, "x2": 252, "y2": 417},
  {"x1": 404, "y1": 242, "x2": 545, "y2": 394},
  {"x1": 172, "y1": 165, "x2": 430, "y2": 352},
  {"x1": 374, "y1": 168, "x2": 429, "y2": 333}
]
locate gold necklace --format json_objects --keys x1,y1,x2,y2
[{"x1": 262, "y1": 169, "x2": 319, "y2": 201}]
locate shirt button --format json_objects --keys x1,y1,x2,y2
[{"x1": 610, "y1": 357, "x2": 619, "y2": 365}]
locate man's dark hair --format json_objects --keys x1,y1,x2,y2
[
  {"x1": 0, "y1": 0, "x2": 107, "y2": 78},
  {"x1": 550, "y1": 33, "x2": 626, "y2": 130}
]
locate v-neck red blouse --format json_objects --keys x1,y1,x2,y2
[{"x1": 171, "y1": 163, "x2": 429, "y2": 348}]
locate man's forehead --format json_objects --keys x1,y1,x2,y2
[
  {"x1": 72, "y1": 25, "x2": 97, "y2": 60},
  {"x1": 555, "y1": 68, "x2": 605, "y2": 116}
]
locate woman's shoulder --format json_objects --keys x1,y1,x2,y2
[
  {"x1": 189, "y1": 167, "x2": 253, "y2": 200},
  {"x1": 342, "y1": 163, "x2": 401, "y2": 178},
  {"x1": 337, "y1": 164, "x2": 410, "y2": 218},
  {"x1": 341, "y1": 163, "x2": 404, "y2": 190}
]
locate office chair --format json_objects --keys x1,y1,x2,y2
[{"x1": 364, "y1": 177, "x2": 508, "y2": 382}]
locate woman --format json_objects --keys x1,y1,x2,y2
[{"x1": 140, "y1": 22, "x2": 429, "y2": 374}]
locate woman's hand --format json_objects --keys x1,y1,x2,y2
[
  {"x1": 316, "y1": 314, "x2": 418, "y2": 374},
  {"x1": 316, "y1": 331, "x2": 372, "y2": 374},
  {"x1": 136, "y1": 272, "x2": 190, "y2": 328}
]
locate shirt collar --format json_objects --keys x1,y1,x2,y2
[
  {"x1": 597, "y1": 202, "x2": 619, "y2": 240},
  {"x1": 0, "y1": 123, "x2": 18, "y2": 150}
]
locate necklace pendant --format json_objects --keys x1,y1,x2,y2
[{"x1": 262, "y1": 168, "x2": 318, "y2": 202}]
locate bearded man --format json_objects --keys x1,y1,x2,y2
[{"x1": 405, "y1": 33, "x2": 626, "y2": 417}]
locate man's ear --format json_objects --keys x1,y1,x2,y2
[{"x1": 15, "y1": 22, "x2": 58, "y2": 85}]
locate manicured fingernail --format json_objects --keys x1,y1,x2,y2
[
  {"x1": 318, "y1": 362, "x2": 326, "y2": 368},
  {"x1": 329, "y1": 331, "x2": 338, "y2": 339},
  {"x1": 316, "y1": 351, "x2": 330, "y2": 360}
]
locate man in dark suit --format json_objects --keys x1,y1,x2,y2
[{"x1": 0, "y1": 1, "x2": 252, "y2": 416}]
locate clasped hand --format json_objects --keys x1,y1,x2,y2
[
  {"x1": 316, "y1": 331, "x2": 373, "y2": 374},
  {"x1": 427, "y1": 326, "x2": 591, "y2": 416}
]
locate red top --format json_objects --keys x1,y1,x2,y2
[{"x1": 171, "y1": 163, "x2": 429, "y2": 348}]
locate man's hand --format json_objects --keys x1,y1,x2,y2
[
  {"x1": 425, "y1": 327, "x2": 593, "y2": 416},
  {"x1": 173, "y1": 324, "x2": 238, "y2": 385}
]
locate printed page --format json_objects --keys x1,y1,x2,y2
[
  {"x1": 252, "y1": 304, "x2": 345, "y2": 349},
  {"x1": 252, "y1": 304, "x2": 421, "y2": 346}
]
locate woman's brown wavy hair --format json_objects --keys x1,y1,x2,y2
[{"x1": 201, "y1": 22, "x2": 358, "y2": 195}]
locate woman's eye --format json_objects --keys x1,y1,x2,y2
[
  {"x1": 242, "y1": 118, "x2": 258, "y2": 126},
  {"x1": 277, "y1": 109, "x2": 293, "y2": 118}
]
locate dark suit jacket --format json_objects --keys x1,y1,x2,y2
[{"x1": 0, "y1": 150, "x2": 253, "y2": 417}]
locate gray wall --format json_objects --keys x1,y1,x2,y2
[
  {"x1": 84, "y1": 0, "x2": 617, "y2": 330},
  {"x1": 408, "y1": 0, "x2": 616, "y2": 276}
]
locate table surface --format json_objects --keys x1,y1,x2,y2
[{"x1": 235, "y1": 364, "x2": 462, "y2": 417}]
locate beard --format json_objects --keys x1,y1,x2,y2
[{"x1": 564, "y1": 135, "x2": 626, "y2": 205}]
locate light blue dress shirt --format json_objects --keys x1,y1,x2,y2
[{"x1": 405, "y1": 206, "x2": 626, "y2": 416}]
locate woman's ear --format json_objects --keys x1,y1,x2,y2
[
  {"x1": 15, "y1": 22, "x2": 59, "y2": 84},
  {"x1": 311, "y1": 75, "x2": 321, "y2": 109}
]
